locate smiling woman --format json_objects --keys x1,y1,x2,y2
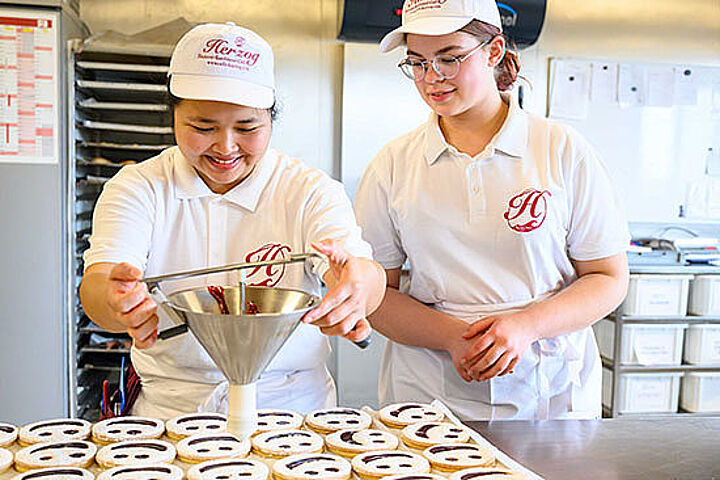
[{"x1": 78, "y1": 22, "x2": 386, "y2": 419}]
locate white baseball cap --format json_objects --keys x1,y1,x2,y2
[
  {"x1": 169, "y1": 23, "x2": 275, "y2": 109},
  {"x1": 380, "y1": 0, "x2": 502, "y2": 53}
]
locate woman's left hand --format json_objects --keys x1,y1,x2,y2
[
  {"x1": 302, "y1": 239, "x2": 386, "y2": 343},
  {"x1": 460, "y1": 311, "x2": 539, "y2": 382}
]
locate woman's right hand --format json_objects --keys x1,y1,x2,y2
[
  {"x1": 445, "y1": 336, "x2": 474, "y2": 383},
  {"x1": 106, "y1": 263, "x2": 158, "y2": 349}
]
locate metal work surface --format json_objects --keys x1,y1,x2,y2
[{"x1": 467, "y1": 418, "x2": 720, "y2": 480}]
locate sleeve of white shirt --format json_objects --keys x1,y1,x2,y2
[
  {"x1": 302, "y1": 175, "x2": 374, "y2": 281},
  {"x1": 83, "y1": 166, "x2": 155, "y2": 272},
  {"x1": 565, "y1": 137, "x2": 631, "y2": 261},
  {"x1": 354, "y1": 155, "x2": 407, "y2": 270}
]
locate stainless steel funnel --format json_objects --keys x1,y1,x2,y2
[{"x1": 163, "y1": 285, "x2": 319, "y2": 385}]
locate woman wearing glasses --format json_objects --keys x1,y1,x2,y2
[{"x1": 354, "y1": 0, "x2": 630, "y2": 420}]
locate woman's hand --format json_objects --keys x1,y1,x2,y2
[
  {"x1": 106, "y1": 263, "x2": 158, "y2": 349},
  {"x1": 302, "y1": 240, "x2": 386, "y2": 343},
  {"x1": 460, "y1": 311, "x2": 539, "y2": 382}
]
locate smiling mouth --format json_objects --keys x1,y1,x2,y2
[
  {"x1": 205, "y1": 154, "x2": 241, "y2": 169},
  {"x1": 428, "y1": 89, "x2": 455, "y2": 99}
]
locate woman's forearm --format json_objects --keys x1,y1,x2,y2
[{"x1": 79, "y1": 263, "x2": 129, "y2": 333}]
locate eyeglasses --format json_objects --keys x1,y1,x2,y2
[{"x1": 397, "y1": 39, "x2": 491, "y2": 82}]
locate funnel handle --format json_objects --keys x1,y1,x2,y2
[
  {"x1": 353, "y1": 337, "x2": 371, "y2": 349},
  {"x1": 147, "y1": 282, "x2": 189, "y2": 341}
]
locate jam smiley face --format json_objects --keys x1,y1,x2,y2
[
  {"x1": 449, "y1": 466, "x2": 526, "y2": 480},
  {"x1": 251, "y1": 429, "x2": 324, "y2": 458},
  {"x1": 166, "y1": 413, "x2": 227, "y2": 439},
  {"x1": 325, "y1": 429, "x2": 399, "y2": 456},
  {"x1": 0, "y1": 422, "x2": 18, "y2": 447},
  {"x1": 273, "y1": 453, "x2": 352, "y2": 480},
  {"x1": 305, "y1": 408, "x2": 372, "y2": 433},
  {"x1": 92, "y1": 417, "x2": 165, "y2": 443},
  {"x1": 187, "y1": 458, "x2": 270, "y2": 480},
  {"x1": 400, "y1": 422, "x2": 470, "y2": 449},
  {"x1": 378, "y1": 404, "x2": 444, "y2": 428},
  {"x1": 384, "y1": 474, "x2": 448, "y2": 480},
  {"x1": 351, "y1": 450, "x2": 430, "y2": 479},
  {"x1": 96, "y1": 439, "x2": 176, "y2": 468},
  {"x1": 256, "y1": 409, "x2": 304, "y2": 433},
  {"x1": 422, "y1": 444, "x2": 495, "y2": 471},
  {"x1": 12, "y1": 466, "x2": 95, "y2": 479},
  {"x1": 97, "y1": 464, "x2": 185, "y2": 480},
  {"x1": 177, "y1": 433, "x2": 250, "y2": 463},
  {"x1": 19, "y1": 419, "x2": 91, "y2": 445},
  {"x1": 14, "y1": 441, "x2": 97, "y2": 471}
]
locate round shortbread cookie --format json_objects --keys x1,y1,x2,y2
[
  {"x1": 165, "y1": 413, "x2": 227, "y2": 440},
  {"x1": 96, "y1": 439, "x2": 175, "y2": 468},
  {"x1": 0, "y1": 423, "x2": 18, "y2": 447},
  {"x1": 14, "y1": 441, "x2": 96, "y2": 472},
  {"x1": 272, "y1": 453, "x2": 351, "y2": 480},
  {"x1": 378, "y1": 404, "x2": 444, "y2": 429},
  {"x1": 18, "y1": 419, "x2": 91, "y2": 445},
  {"x1": 252, "y1": 429, "x2": 323, "y2": 458},
  {"x1": 177, "y1": 433, "x2": 250, "y2": 463},
  {"x1": 400, "y1": 423, "x2": 470, "y2": 449},
  {"x1": 92, "y1": 417, "x2": 164, "y2": 443},
  {"x1": 449, "y1": 467, "x2": 526, "y2": 480},
  {"x1": 422, "y1": 444, "x2": 495, "y2": 472},
  {"x1": 304, "y1": 408, "x2": 372, "y2": 434},
  {"x1": 0, "y1": 447, "x2": 12, "y2": 473},
  {"x1": 187, "y1": 458, "x2": 270, "y2": 480},
  {"x1": 97, "y1": 463, "x2": 185, "y2": 480},
  {"x1": 351, "y1": 450, "x2": 430, "y2": 480},
  {"x1": 11, "y1": 467, "x2": 94, "y2": 479},
  {"x1": 256, "y1": 409, "x2": 304, "y2": 434},
  {"x1": 325, "y1": 429, "x2": 399, "y2": 457},
  {"x1": 384, "y1": 474, "x2": 448, "y2": 480}
]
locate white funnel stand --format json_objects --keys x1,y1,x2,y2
[{"x1": 228, "y1": 382, "x2": 257, "y2": 440}]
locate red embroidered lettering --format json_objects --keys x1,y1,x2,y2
[{"x1": 503, "y1": 188, "x2": 552, "y2": 233}]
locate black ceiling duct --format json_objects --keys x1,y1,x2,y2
[{"x1": 339, "y1": 0, "x2": 547, "y2": 49}]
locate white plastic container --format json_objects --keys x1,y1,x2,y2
[
  {"x1": 680, "y1": 372, "x2": 720, "y2": 412},
  {"x1": 683, "y1": 324, "x2": 720, "y2": 364},
  {"x1": 593, "y1": 319, "x2": 686, "y2": 365},
  {"x1": 620, "y1": 274, "x2": 693, "y2": 316},
  {"x1": 688, "y1": 275, "x2": 720, "y2": 315},
  {"x1": 603, "y1": 368, "x2": 682, "y2": 413}
]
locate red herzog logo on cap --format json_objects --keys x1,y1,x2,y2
[
  {"x1": 503, "y1": 188, "x2": 552, "y2": 233},
  {"x1": 244, "y1": 243, "x2": 291, "y2": 287},
  {"x1": 200, "y1": 37, "x2": 260, "y2": 67},
  {"x1": 405, "y1": 0, "x2": 448, "y2": 15}
]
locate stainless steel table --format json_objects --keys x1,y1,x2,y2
[{"x1": 467, "y1": 418, "x2": 720, "y2": 480}]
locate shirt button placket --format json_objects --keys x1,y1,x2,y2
[{"x1": 467, "y1": 163, "x2": 487, "y2": 222}]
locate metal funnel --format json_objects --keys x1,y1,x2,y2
[{"x1": 164, "y1": 285, "x2": 320, "y2": 384}]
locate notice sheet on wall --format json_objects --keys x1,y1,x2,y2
[{"x1": 0, "y1": 9, "x2": 59, "y2": 164}]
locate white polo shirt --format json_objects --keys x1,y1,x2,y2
[
  {"x1": 354, "y1": 94, "x2": 630, "y2": 420},
  {"x1": 84, "y1": 146, "x2": 372, "y2": 419}
]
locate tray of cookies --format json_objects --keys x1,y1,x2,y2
[{"x1": 0, "y1": 401, "x2": 542, "y2": 479}]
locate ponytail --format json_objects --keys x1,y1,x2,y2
[{"x1": 459, "y1": 20, "x2": 520, "y2": 92}]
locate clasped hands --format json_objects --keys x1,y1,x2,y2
[{"x1": 448, "y1": 311, "x2": 539, "y2": 383}]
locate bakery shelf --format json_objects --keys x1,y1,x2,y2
[
  {"x1": 78, "y1": 140, "x2": 171, "y2": 151},
  {"x1": 601, "y1": 356, "x2": 720, "y2": 373},
  {"x1": 77, "y1": 61, "x2": 169, "y2": 73}
]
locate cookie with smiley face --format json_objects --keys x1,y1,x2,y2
[
  {"x1": 325, "y1": 429, "x2": 399, "y2": 458},
  {"x1": 422, "y1": 444, "x2": 495, "y2": 472},
  {"x1": 97, "y1": 463, "x2": 185, "y2": 480},
  {"x1": 272, "y1": 453, "x2": 352, "y2": 480},
  {"x1": 251, "y1": 429, "x2": 324, "y2": 458},
  {"x1": 378, "y1": 404, "x2": 444, "y2": 429},
  {"x1": 166, "y1": 413, "x2": 227, "y2": 440},
  {"x1": 18, "y1": 419, "x2": 91, "y2": 446},
  {"x1": 96, "y1": 439, "x2": 176, "y2": 468},
  {"x1": 400, "y1": 423, "x2": 470, "y2": 449},
  {"x1": 256, "y1": 409, "x2": 304, "y2": 434},
  {"x1": 14, "y1": 441, "x2": 97, "y2": 472},
  {"x1": 12, "y1": 466, "x2": 95, "y2": 479},
  {"x1": 384, "y1": 474, "x2": 448, "y2": 480},
  {"x1": 351, "y1": 450, "x2": 430, "y2": 480},
  {"x1": 92, "y1": 417, "x2": 164, "y2": 444},
  {"x1": 187, "y1": 457, "x2": 270, "y2": 480},
  {"x1": 449, "y1": 467, "x2": 526, "y2": 480},
  {"x1": 0, "y1": 423, "x2": 18, "y2": 447},
  {"x1": 304, "y1": 408, "x2": 372, "y2": 434},
  {"x1": 176, "y1": 432, "x2": 250, "y2": 463},
  {"x1": 0, "y1": 447, "x2": 12, "y2": 473}
]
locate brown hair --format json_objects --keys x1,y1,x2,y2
[{"x1": 459, "y1": 20, "x2": 520, "y2": 92}]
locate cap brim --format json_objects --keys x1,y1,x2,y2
[
  {"x1": 170, "y1": 75, "x2": 275, "y2": 109},
  {"x1": 380, "y1": 16, "x2": 473, "y2": 52}
]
